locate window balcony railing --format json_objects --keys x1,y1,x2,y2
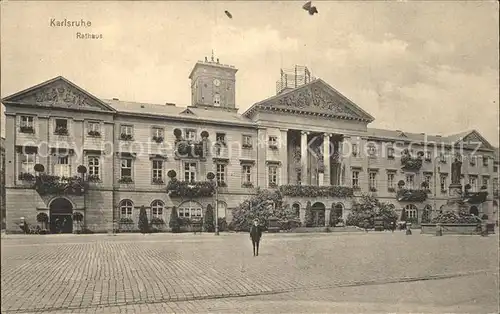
[
  {"x1": 396, "y1": 188, "x2": 428, "y2": 202},
  {"x1": 34, "y1": 174, "x2": 88, "y2": 196},
  {"x1": 166, "y1": 178, "x2": 215, "y2": 197},
  {"x1": 401, "y1": 153, "x2": 423, "y2": 171},
  {"x1": 54, "y1": 127, "x2": 69, "y2": 136},
  {"x1": 20, "y1": 126, "x2": 35, "y2": 134},
  {"x1": 279, "y1": 185, "x2": 354, "y2": 198}
]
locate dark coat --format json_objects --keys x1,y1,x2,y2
[{"x1": 250, "y1": 225, "x2": 262, "y2": 241}]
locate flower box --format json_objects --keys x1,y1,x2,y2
[
  {"x1": 20, "y1": 126, "x2": 34, "y2": 134},
  {"x1": 396, "y1": 189, "x2": 428, "y2": 202},
  {"x1": 152, "y1": 177, "x2": 164, "y2": 185},
  {"x1": 387, "y1": 187, "x2": 396, "y2": 193},
  {"x1": 54, "y1": 127, "x2": 68, "y2": 136},
  {"x1": 268, "y1": 182, "x2": 278, "y2": 188},
  {"x1": 369, "y1": 187, "x2": 378, "y2": 192},
  {"x1": 401, "y1": 155, "x2": 423, "y2": 171},
  {"x1": 34, "y1": 174, "x2": 88, "y2": 196},
  {"x1": 18, "y1": 172, "x2": 35, "y2": 181},
  {"x1": 279, "y1": 185, "x2": 354, "y2": 198},
  {"x1": 118, "y1": 177, "x2": 133, "y2": 184},
  {"x1": 242, "y1": 144, "x2": 253, "y2": 149},
  {"x1": 152, "y1": 136, "x2": 163, "y2": 143},
  {"x1": 150, "y1": 217, "x2": 165, "y2": 225},
  {"x1": 87, "y1": 130, "x2": 101, "y2": 137},
  {"x1": 120, "y1": 133, "x2": 133, "y2": 141},
  {"x1": 166, "y1": 179, "x2": 215, "y2": 197},
  {"x1": 268, "y1": 144, "x2": 279, "y2": 150},
  {"x1": 242, "y1": 182, "x2": 254, "y2": 188},
  {"x1": 87, "y1": 175, "x2": 101, "y2": 182}
]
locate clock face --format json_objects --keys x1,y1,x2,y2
[{"x1": 213, "y1": 79, "x2": 221, "y2": 87}]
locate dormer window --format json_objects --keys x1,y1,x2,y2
[
  {"x1": 214, "y1": 93, "x2": 221, "y2": 106},
  {"x1": 54, "y1": 119, "x2": 68, "y2": 136}
]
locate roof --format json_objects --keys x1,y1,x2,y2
[
  {"x1": 104, "y1": 99, "x2": 255, "y2": 126},
  {"x1": 243, "y1": 78, "x2": 375, "y2": 123}
]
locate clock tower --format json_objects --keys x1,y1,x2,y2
[{"x1": 188, "y1": 54, "x2": 238, "y2": 109}]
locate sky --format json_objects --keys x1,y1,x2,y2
[{"x1": 1, "y1": 1, "x2": 499, "y2": 146}]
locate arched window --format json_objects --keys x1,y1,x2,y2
[
  {"x1": 151, "y1": 200, "x2": 164, "y2": 218},
  {"x1": 178, "y1": 200, "x2": 203, "y2": 218},
  {"x1": 335, "y1": 203, "x2": 344, "y2": 218},
  {"x1": 422, "y1": 204, "x2": 432, "y2": 223},
  {"x1": 292, "y1": 203, "x2": 300, "y2": 217},
  {"x1": 217, "y1": 201, "x2": 227, "y2": 218},
  {"x1": 405, "y1": 204, "x2": 418, "y2": 219},
  {"x1": 120, "y1": 200, "x2": 133, "y2": 218}
]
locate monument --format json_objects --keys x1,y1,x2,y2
[{"x1": 440, "y1": 155, "x2": 468, "y2": 214}]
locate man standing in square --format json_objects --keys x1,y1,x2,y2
[{"x1": 250, "y1": 219, "x2": 262, "y2": 256}]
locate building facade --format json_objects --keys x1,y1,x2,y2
[
  {"x1": 1, "y1": 137, "x2": 5, "y2": 229},
  {"x1": 2, "y1": 59, "x2": 498, "y2": 233}
]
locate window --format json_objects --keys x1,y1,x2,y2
[
  {"x1": 87, "y1": 156, "x2": 100, "y2": 179},
  {"x1": 425, "y1": 151, "x2": 432, "y2": 161},
  {"x1": 216, "y1": 133, "x2": 226, "y2": 144},
  {"x1": 367, "y1": 144, "x2": 377, "y2": 157},
  {"x1": 178, "y1": 201, "x2": 202, "y2": 218},
  {"x1": 268, "y1": 165, "x2": 278, "y2": 186},
  {"x1": 216, "y1": 164, "x2": 226, "y2": 185},
  {"x1": 352, "y1": 170, "x2": 359, "y2": 188},
  {"x1": 185, "y1": 129, "x2": 196, "y2": 141},
  {"x1": 120, "y1": 125, "x2": 133, "y2": 140},
  {"x1": 387, "y1": 172, "x2": 395, "y2": 189},
  {"x1": 296, "y1": 168, "x2": 302, "y2": 185},
  {"x1": 352, "y1": 144, "x2": 359, "y2": 157},
  {"x1": 439, "y1": 152, "x2": 446, "y2": 163},
  {"x1": 152, "y1": 160, "x2": 163, "y2": 183},
  {"x1": 20, "y1": 153, "x2": 36, "y2": 175},
  {"x1": 483, "y1": 157, "x2": 489, "y2": 167},
  {"x1": 54, "y1": 155, "x2": 70, "y2": 178},
  {"x1": 440, "y1": 174, "x2": 447, "y2": 191},
  {"x1": 54, "y1": 119, "x2": 68, "y2": 135},
  {"x1": 482, "y1": 176, "x2": 489, "y2": 189},
  {"x1": 469, "y1": 176, "x2": 478, "y2": 192},
  {"x1": 184, "y1": 162, "x2": 197, "y2": 182},
  {"x1": 242, "y1": 135, "x2": 252, "y2": 148},
  {"x1": 494, "y1": 178, "x2": 499, "y2": 196},
  {"x1": 120, "y1": 200, "x2": 133, "y2": 218},
  {"x1": 151, "y1": 200, "x2": 164, "y2": 218},
  {"x1": 369, "y1": 172, "x2": 377, "y2": 190},
  {"x1": 242, "y1": 165, "x2": 252, "y2": 184},
  {"x1": 405, "y1": 204, "x2": 418, "y2": 219},
  {"x1": 469, "y1": 155, "x2": 476, "y2": 166},
  {"x1": 87, "y1": 121, "x2": 100, "y2": 137},
  {"x1": 20, "y1": 116, "x2": 34, "y2": 133},
  {"x1": 120, "y1": 158, "x2": 132, "y2": 179},
  {"x1": 214, "y1": 93, "x2": 221, "y2": 106},
  {"x1": 268, "y1": 136, "x2": 278, "y2": 148},
  {"x1": 405, "y1": 174, "x2": 415, "y2": 189},
  {"x1": 387, "y1": 147, "x2": 394, "y2": 159},
  {"x1": 424, "y1": 174, "x2": 432, "y2": 190},
  {"x1": 152, "y1": 127, "x2": 164, "y2": 140}
]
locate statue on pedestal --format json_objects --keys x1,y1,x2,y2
[{"x1": 451, "y1": 156, "x2": 462, "y2": 186}]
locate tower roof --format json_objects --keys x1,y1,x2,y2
[{"x1": 188, "y1": 58, "x2": 237, "y2": 79}]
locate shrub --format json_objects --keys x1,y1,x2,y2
[
  {"x1": 217, "y1": 218, "x2": 227, "y2": 232},
  {"x1": 138, "y1": 206, "x2": 150, "y2": 233},
  {"x1": 346, "y1": 194, "x2": 398, "y2": 229},
  {"x1": 204, "y1": 204, "x2": 215, "y2": 232},
  {"x1": 400, "y1": 208, "x2": 408, "y2": 221},
  {"x1": 169, "y1": 207, "x2": 180, "y2": 232},
  {"x1": 304, "y1": 201, "x2": 313, "y2": 227}
]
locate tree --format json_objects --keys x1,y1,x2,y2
[
  {"x1": 138, "y1": 206, "x2": 150, "y2": 233},
  {"x1": 304, "y1": 201, "x2": 313, "y2": 227},
  {"x1": 346, "y1": 194, "x2": 398, "y2": 229},
  {"x1": 230, "y1": 188, "x2": 291, "y2": 231},
  {"x1": 204, "y1": 204, "x2": 215, "y2": 232},
  {"x1": 169, "y1": 206, "x2": 180, "y2": 233},
  {"x1": 329, "y1": 204, "x2": 339, "y2": 227},
  {"x1": 400, "y1": 207, "x2": 408, "y2": 221}
]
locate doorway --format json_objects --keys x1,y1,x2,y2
[
  {"x1": 311, "y1": 202, "x2": 326, "y2": 227},
  {"x1": 49, "y1": 198, "x2": 73, "y2": 234},
  {"x1": 469, "y1": 206, "x2": 479, "y2": 216}
]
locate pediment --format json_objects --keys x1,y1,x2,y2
[
  {"x1": 252, "y1": 79, "x2": 374, "y2": 122},
  {"x1": 458, "y1": 130, "x2": 494, "y2": 150},
  {"x1": 2, "y1": 76, "x2": 115, "y2": 112}
]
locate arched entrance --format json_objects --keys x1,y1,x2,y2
[
  {"x1": 311, "y1": 202, "x2": 326, "y2": 227},
  {"x1": 469, "y1": 206, "x2": 479, "y2": 216},
  {"x1": 334, "y1": 203, "x2": 344, "y2": 219},
  {"x1": 49, "y1": 198, "x2": 73, "y2": 234}
]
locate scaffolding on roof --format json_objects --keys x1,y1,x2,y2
[{"x1": 276, "y1": 65, "x2": 314, "y2": 95}]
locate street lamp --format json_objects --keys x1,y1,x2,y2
[{"x1": 207, "y1": 172, "x2": 219, "y2": 235}]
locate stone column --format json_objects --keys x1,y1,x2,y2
[
  {"x1": 301, "y1": 131, "x2": 309, "y2": 185},
  {"x1": 342, "y1": 136, "x2": 351, "y2": 187},
  {"x1": 257, "y1": 128, "x2": 267, "y2": 188},
  {"x1": 280, "y1": 129, "x2": 288, "y2": 185},
  {"x1": 323, "y1": 133, "x2": 331, "y2": 186},
  {"x1": 325, "y1": 208, "x2": 331, "y2": 227}
]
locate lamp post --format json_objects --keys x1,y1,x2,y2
[
  {"x1": 207, "y1": 172, "x2": 219, "y2": 235},
  {"x1": 433, "y1": 155, "x2": 442, "y2": 219}
]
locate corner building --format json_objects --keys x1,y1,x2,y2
[{"x1": 2, "y1": 59, "x2": 498, "y2": 233}]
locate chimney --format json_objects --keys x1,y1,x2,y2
[
  {"x1": 165, "y1": 102, "x2": 175, "y2": 106},
  {"x1": 395, "y1": 130, "x2": 402, "y2": 133},
  {"x1": 217, "y1": 58, "x2": 220, "y2": 64},
  {"x1": 205, "y1": 56, "x2": 208, "y2": 62},
  {"x1": 112, "y1": 98, "x2": 119, "y2": 100}
]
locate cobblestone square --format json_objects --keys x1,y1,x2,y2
[{"x1": 1, "y1": 231, "x2": 498, "y2": 313}]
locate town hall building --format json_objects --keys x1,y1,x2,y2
[{"x1": 2, "y1": 57, "x2": 498, "y2": 233}]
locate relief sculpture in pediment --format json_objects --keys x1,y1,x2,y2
[{"x1": 32, "y1": 85, "x2": 90, "y2": 108}]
